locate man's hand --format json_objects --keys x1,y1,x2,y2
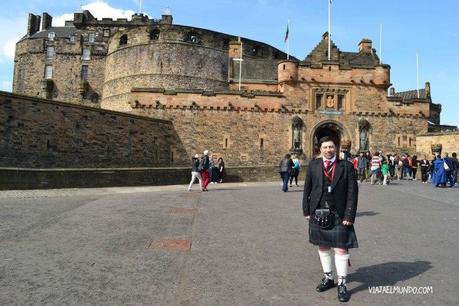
[
  {"x1": 305, "y1": 215, "x2": 310, "y2": 220},
  {"x1": 342, "y1": 220, "x2": 353, "y2": 226}
]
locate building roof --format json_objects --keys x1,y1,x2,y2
[
  {"x1": 30, "y1": 27, "x2": 78, "y2": 39},
  {"x1": 393, "y1": 89, "x2": 428, "y2": 100},
  {"x1": 303, "y1": 33, "x2": 381, "y2": 68}
]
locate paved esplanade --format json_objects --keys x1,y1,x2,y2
[{"x1": 0, "y1": 181, "x2": 458, "y2": 305}]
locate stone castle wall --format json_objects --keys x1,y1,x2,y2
[
  {"x1": 416, "y1": 132, "x2": 459, "y2": 158},
  {"x1": 0, "y1": 91, "x2": 177, "y2": 168}
]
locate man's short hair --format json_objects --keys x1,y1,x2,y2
[{"x1": 318, "y1": 136, "x2": 336, "y2": 147}]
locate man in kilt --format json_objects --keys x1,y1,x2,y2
[{"x1": 303, "y1": 136, "x2": 358, "y2": 302}]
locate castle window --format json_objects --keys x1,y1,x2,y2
[
  {"x1": 103, "y1": 29, "x2": 110, "y2": 37},
  {"x1": 48, "y1": 32, "x2": 55, "y2": 41},
  {"x1": 88, "y1": 33, "x2": 95, "y2": 43},
  {"x1": 119, "y1": 34, "x2": 128, "y2": 46},
  {"x1": 150, "y1": 29, "x2": 160, "y2": 40},
  {"x1": 81, "y1": 48, "x2": 90, "y2": 60},
  {"x1": 46, "y1": 47, "x2": 54, "y2": 59},
  {"x1": 252, "y1": 45, "x2": 262, "y2": 56},
  {"x1": 80, "y1": 65, "x2": 89, "y2": 81},
  {"x1": 260, "y1": 138, "x2": 264, "y2": 149},
  {"x1": 283, "y1": 64, "x2": 286, "y2": 70},
  {"x1": 337, "y1": 94, "x2": 345, "y2": 110},
  {"x1": 315, "y1": 94, "x2": 323, "y2": 109},
  {"x1": 273, "y1": 53, "x2": 280, "y2": 59},
  {"x1": 224, "y1": 138, "x2": 228, "y2": 148},
  {"x1": 187, "y1": 31, "x2": 199, "y2": 44},
  {"x1": 44, "y1": 65, "x2": 53, "y2": 79},
  {"x1": 69, "y1": 35, "x2": 76, "y2": 42}
]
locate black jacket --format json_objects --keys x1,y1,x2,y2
[{"x1": 302, "y1": 158, "x2": 358, "y2": 223}]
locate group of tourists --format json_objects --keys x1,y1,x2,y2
[
  {"x1": 351, "y1": 150, "x2": 458, "y2": 187},
  {"x1": 187, "y1": 150, "x2": 225, "y2": 191},
  {"x1": 279, "y1": 154, "x2": 302, "y2": 192}
]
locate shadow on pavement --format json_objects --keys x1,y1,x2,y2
[
  {"x1": 348, "y1": 261, "x2": 432, "y2": 294},
  {"x1": 356, "y1": 211, "x2": 379, "y2": 217}
]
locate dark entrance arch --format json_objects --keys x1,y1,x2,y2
[{"x1": 312, "y1": 122, "x2": 343, "y2": 157}]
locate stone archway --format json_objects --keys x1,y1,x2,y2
[{"x1": 310, "y1": 121, "x2": 349, "y2": 158}]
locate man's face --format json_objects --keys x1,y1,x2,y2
[{"x1": 320, "y1": 141, "x2": 336, "y2": 159}]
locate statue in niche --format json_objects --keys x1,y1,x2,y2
[
  {"x1": 358, "y1": 119, "x2": 370, "y2": 152},
  {"x1": 291, "y1": 116, "x2": 303, "y2": 152}
]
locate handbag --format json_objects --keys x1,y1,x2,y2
[
  {"x1": 313, "y1": 208, "x2": 336, "y2": 230},
  {"x1": 443, "y1": 161, "x2": 450, "y2": 171}
]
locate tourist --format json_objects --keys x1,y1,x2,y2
[
  {"x1": 370, "y1": 151, "x2": 382, "y2": 185},
  {"x1": 187, "y1": 154, "x2": 203, "y2": 191},
  {"x1": 357, "y1": 152, "x2": 368, "y2": 182},
  {"x1": 289, "y1": 154, "x2": 301, "y2": 187},
  {"x1": 279, "y1": 154, "x2": 293, "y2": 192},
  {"x1": 302, "y1": 136, "x2": 358, "y2": 303},
  {"x1": 381, "y1": 161, "x2": 390, "y2": 185},
  {"x1": 411, "y1": 155, "x2": 418, "y2": 180},
  {"x1": 419, "y1": 156, "x2": 430, "y2": 183},
  {"x1": 444, "y1": 153, "x2": 455, "y2": 187},
  {"x1": 210, "y1": 157, "x2": 219, "y2": 184},
  {"x1": 431, "y1": 154, "x2": 447, "y2": 187},
  {"x1": 452, "y1": 152, "x2": 458, "y2": 186},
  {"x1": 217, "y1": 157, "x2": 225, "y2": 183},
  {"x1": 200, "y1": 150, "x2": 211, "y2": 191}
]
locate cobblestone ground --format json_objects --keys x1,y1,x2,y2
[{"x1": 0, "y1": 180, "x2": 458, "y2": 305}]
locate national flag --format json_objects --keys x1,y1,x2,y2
[{"x1": 284, "y1": 22, "x2": 289, "y2": 43}]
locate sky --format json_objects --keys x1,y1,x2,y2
[{"x1": 1, "y1": 0, "x2": 458, "y2": 127}]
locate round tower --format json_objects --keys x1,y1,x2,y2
[{"x1": 278, "y1": 60, "x2": 298, "y2": 83}]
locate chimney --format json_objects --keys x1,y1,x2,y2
[
  {"x1": 41, "y1": 12, "x2": 52, "y2": 31},
  {"x1": 27, "y1": 13, "x2": 41, "y2": 36},
  {"x1": 389, "y1": 87, "x2": 395, "y2": 96},
  {"x1": 425, "y1": 81, "x2": 431, "y2": 98},
  {"x1": 358, "y1": 39, "x2": 372, "y2": 53},
  {"x1": 160, "y1": 8, "x2": 173, "y2": 24}
]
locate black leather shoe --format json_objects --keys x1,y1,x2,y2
[
  {"x1": 316, "y1": 277, "x2": 334, "y2": 292},
  {"x1": 337, "y1": 284, "x2": 350, "y2": 302}
]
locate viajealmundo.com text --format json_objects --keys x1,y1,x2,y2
[{"x1": 368, "y1": 286, "x2": 433, "y2": 294}]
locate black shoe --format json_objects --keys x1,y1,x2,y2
[
  {"x1": 337, "y1": 284, "x2": 350, "y2": 302},
  {"x1": 316, "y1": 277, "x2": 334, "y2": 292}
]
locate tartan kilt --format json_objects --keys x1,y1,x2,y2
[{"x1": 309, "y1": 217, "x2": 359, "y2": 249}]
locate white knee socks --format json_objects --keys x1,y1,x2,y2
[
  {"x1": 335, "y1": 253, "x2": 350, "y2": 285},
  {"x1": 318, "y1": 250, "x2": 333, "y2": 279}
]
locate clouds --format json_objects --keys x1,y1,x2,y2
[
  {"x1": 53, "y1": 1, "x2": 136, "y2": 26},
  {"x1": 0, "y1": 16, "x2": 27, "y2": 63},
  {"x1": 1, "y1": 80, "x2": 12, "y2": 92}
]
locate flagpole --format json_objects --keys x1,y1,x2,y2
[
  {"x1": 416, "y1": 52, "x2": 420, "y2": 98},
  {"x1": 287, "y1": 20, "x2": 290, "y2": 60},
  {"x1": 379, "y1": 24, "x2": 383, "y2": 64},
  {"x1": 328, "y1": 0, "x2": 331, "y2": 61}
]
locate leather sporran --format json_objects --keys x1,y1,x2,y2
[{"x1": 313, "y1": 208, "x2": 336, "y2": 230}]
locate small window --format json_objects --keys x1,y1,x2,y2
[
  {"x1": 315, "y1": 94, "x2": 323, "y2": 109},
  {"x1": 223, "y1": 38, "x2": 230, "y2": 48},
  {"x1": 69, "y1": 35, "x2": 76, "y2": 42},
  {"x1": 260, "y1": 138, "x2": 264, "y2": 149},
  {"x1": 103, "y1": 29, "x2": 110, "y2": 37},
  {"x1": 80, "y1": 65, "x2": 89, "y2": 81},
  {"x1": 81, "y1": 48, "x2": 90, "y2": 60},
  {"x1": 88, "y1": 33, "x2": 95, "y2": 43},
  {"x1": 45, "y1": 65, "x2": 53, "y2": 79},
  {"x1": 283, "y1": 64, "x2": 286, "y2": 70},
  {"x1": 224, "y1": 138, "x2": 228, "y2": 148},
  {"x1": 338, "y1": 95, "x2": 344, "y2": 110},
  {"x1": 48, "y1": 32, "x2": 55, "y2": 41},
  {"x1": 187, "y1": 32, "x2": 199, "y2": 43},
  {"x1": 46, "y1": 47, "x2": 54, "y2": 59},
  {"x1": 150, "y1": 29, "x2": 160, "y2": 40},
  {"x1": 119, "y1": 34, "x2": 128, "y2": 46},
  {"x1": 252, "y1": 45, "x2": 262, "y2": 56}
]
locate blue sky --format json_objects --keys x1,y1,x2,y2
[{"x1": 1, "y1": 0, "x2": 458, "y2": 127}]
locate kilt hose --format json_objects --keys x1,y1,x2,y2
[{"x1": 309, "y1": 218, "x2": 359, "y2": 249}]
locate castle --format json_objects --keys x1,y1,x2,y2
[{"x1": 11, "y1": 9, "x2": 450, "y2": 168}]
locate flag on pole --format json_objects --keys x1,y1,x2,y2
[{"x1": 284, "y1": 22, "x2": 289, "y2": 43}]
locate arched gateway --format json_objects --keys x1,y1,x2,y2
[{"x1": 311, "y1": 121, "x2": 350, "y2": 158}]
